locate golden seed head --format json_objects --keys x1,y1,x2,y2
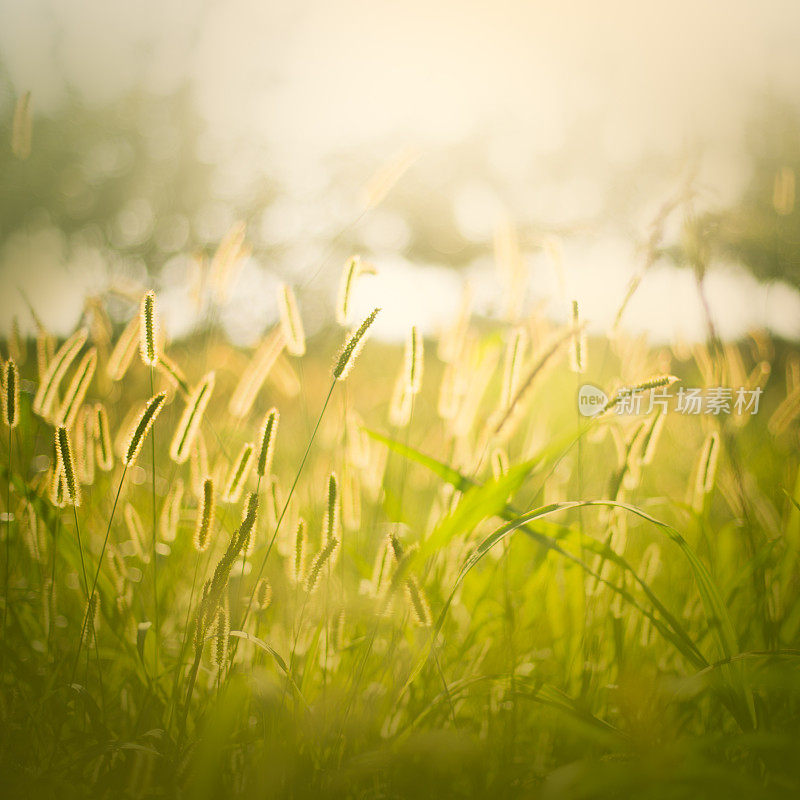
[
  {"x1": 254, "y1": 578, "x2": 272, "y2": 611},
  {"x1": 107, "y1": 316, "x2": 139, "y2": 382},
  {"x1": 194, "y1": 478, "x2": 215, "y2": 552},
  {"x1": 55, "y1": 348, "x2": 97, "y2": 428},
  {"x1": 290, "y1": 518, "x2": 307, "y2": 584},
  {"x1": 305, "y1": 535, "x2": 340, "y2": 593},
  {"x1": 170, "y1": 372, "x2": 215, "y2": 464},
  {"x1": 323, "y1": 472, "x2": 340, "y2": 543},
  {"x1": 333, "y1": 307, "x2": 380, "y2": 380},
  {"x1": 94, "y1": 403, "x2": 114, "y2": 471},
  {"x1": 223, "y1": 442, "x2": 255, "y2": 504},
  {"x1": 336, "y1": 255, "x2": 376, "y2": 326},
  {"x1": 124, "y1": 392, "x2": 167, "y2": 466},
  {"x1": 33, "y1": 328, "x2": 88, "y2": 420},
  {"x1": 256, "y1": 408, "x2": 279, "y2": 478},
  {"x1": 278, "y1": 283, "x2": 306, "y2": 357},
  {"x1": 404, "y1": 326, "x2": 424, "y2": 396}
]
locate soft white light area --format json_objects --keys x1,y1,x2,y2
[
  {"x1": 0, "y1": 230, "x2": 109, "y2": 335},
  {"x1": 1, "y1": 0, "x2": 800, "y2": 343},
  {"x1": 346, "y1": 257, "x2": 463, "y2": 341},
  {"x1": 220, "y1": 258, "x2": 281, "y2": 347}
]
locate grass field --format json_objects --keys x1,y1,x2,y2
[{"x1": 1, "y1": 250, "x2": 800, "y2": 799}]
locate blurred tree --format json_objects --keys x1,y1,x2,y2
[
  {"x1": 0, "y1": 66, "x2": 215, "y2": 272},
  {"x1": 707, "y1": 97, "x2": 800, "y2": 287}
]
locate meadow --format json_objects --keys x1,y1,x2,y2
[{"x1": 1, "y1": 234, "x2": 799, "y2": 800}]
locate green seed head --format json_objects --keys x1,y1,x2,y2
[
  {"x1": 124, "y1": 393, "x2": 167, "y2": 466},
  {"x1": 2, "y1": 358, "x2": 20, "y2": 429},
  {"x1": 139, "y1": 290, "x2": 158, "y2": 366},
  {"x1": 55, "y1": 425, "x2": 80, "y2": 507},
  {"x1": 256, "y1": 408, "x2": 279, "y2": 478},
  {"x1": 333, "y1": 307, "x2": 380, "y2": 380}
]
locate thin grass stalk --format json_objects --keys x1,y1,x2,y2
[
  {"x1": 236, "y1": 379, "x2": 336, "y2": 642},
  {"x1": 149, "y1": 366, "x2": 160, "y2": 678},
  {"x1": 2, "y1": 426, "x2": 11, "y2": 664}
]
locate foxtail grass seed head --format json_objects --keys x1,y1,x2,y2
[
  {"x1": 256, "y1": 408, "x2": 279, "y2": 478},
  {"x1": 211, "y1": 603, "x2": 230, "y2": 668},
  {"x1": 139, "y1": 290, "x2": 159, "y2": 366},
  {"x1": 124, "y1": 393, "x2": 167, "y2": 466},
  {"x1": 254, "y1": 579, "x2": 272, "y2": 611},
  {"x1": 94, "y1": 403, "x2": 114, "y2": 471},
  {"x1": 228, "y1": 327, "x2": 286, "y2": 418},
  {"x1": 36, "y1": 328, "x2": 54, "y2": 383},
  {"x1": 493, "y1": 326, "x2": 576, "y2": 439},
  {"x1": 23, "y1": 503, "x2": 42, "y2": 563},
  {"x1": 223, "y1": 442, "x2": 254, "y2": 504},
  {"x1": 602, "y1": 375, "x2": 678, "y2": 415},
  {"x1": 210, "y1": 221, "x2": 249, "y2": 304},
  {"x1": 694, "y1": 431, "x2": 720, "y2": 510},
  {"x1": 362, "y1": 148, "x2": 418, "y2": 210},
  {"x1": 194, "y1": 478, "x2": 215, "y2": 552},
  {"x1": 125, "y1": 503, "x2": 148, "y2": 561},
  {"x1": 501, "y1": 327, "x2": 527, "y2": 409},
  {"x1": 388, "y1": 532, "x2": 404, "y2": 563},
  {"x1": 106, "y1": 316, "x2": 139, "y2": 381},
  {"x1": 569, "y1": 300, "x2": 587, "y2": 374},
  {"x1": 269, "y1": 354, "x2": 301, "y2": 397},
  {"x1": 56, "y1": 348, "x2": 97, "y2": 428},
  {"x1": 290, "y1": 518, "x2": 307, "y2": 583},
  {"x1": 170, "y1": 372, "x2": 215, "y2": 464},
  {"x1": 157, "y1": 353, "x2": 189, "y2": 395},
  {"x1": 160, "y1": 478, "x2": 184, "y2": 543},
  {"x1": 55, "y1": 425, "x2": 80, "y2": 507},
  {"x1": 106, "y1": 545, "x2": 127, "y2": 592},
  {"x1": 405, "y1": 577, "x2": 432, "y2": 627},
  {"x1": 236, "y1": 492, "x2": 259, "y2": 547},
  {"x1": 76, "y1": 406, "x2": 95, "y2": 485},
  {"x1": 190, "y1": 435, "x2": 208, "y2": 496},
  {"x1": 336, "y1": 255, "x2": 375, "y2": 325},
  {"x1": 389, "y1": 372, "x2": 412, "y2": 428},
  {"x1": 265, "y1": 475, "x2": 281, "y2": 528},
  {"x1": 333, "y1": 307, "x2": 380, "y2": 380},
  {"x1": 49, "y1": 458, "x2": 66, "y2": 508},
  {"x1": 305, "y1": 536, "x2": 340, "y2": 593},
  {"x1": 278, "y1": 283, "x2": 306, "y2": 357},
  {"x1": 370, "y1": 539, "x2": 393, "y2": 598},
  {"x1": 8, "y1": 318, "x2": 23, "y2": 365},
  {"x1": 2, "y1": 358, "x2": 19, "y2": 429},
  {"x1": 404, "y1": 326, "x2": 424, "y2": 396},
  {"x1": 385, "y1": 541, "x2": 419, "y2": 606},
  {"x1": 33, "y1": 327, "x2": 88, "y2": 420},
  {"x1": 323, "y1": 472, "x2": 340, "y2": 543}
]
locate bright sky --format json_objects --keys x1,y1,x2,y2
[{"x1": 1, "y1": 0, "x2": 800, "y2": 343}]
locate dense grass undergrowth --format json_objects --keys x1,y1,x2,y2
[{"x1": 1, "y1": 250, "x2": 800, "y2": 800}]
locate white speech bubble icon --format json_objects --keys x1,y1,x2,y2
[{"x1": 578, "y1": 384, "x2": 608, "y2": 417}]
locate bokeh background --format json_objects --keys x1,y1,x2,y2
[{"x1": 1, "y1": 0, "x2": 799, "y2": 344}]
